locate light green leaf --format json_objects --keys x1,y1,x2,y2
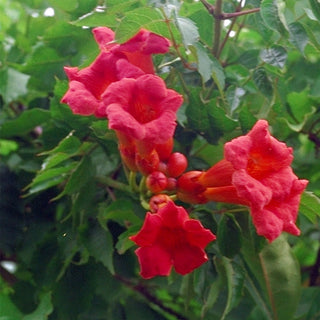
[
  {"x1": 299, "y1": 191, "x2": 320, "y2": 223},
  {"x1": 176, "y1": 17, "x2": 199, "y2": 47},
  {"x1": 259, "y1": 235, "x2": 301, "y2": 320},
  {"x1": 0, "y1": 68, "x2": 30, "y2": 103},
  {"x1": 48, "y1": 0, "x2": 78, "y2": 11},
  {"x1": 0, "y1": 293, "x2": 23, "y2": 320},
  {"x1": 260, "y1": 45, "x2": 287, "y2": 68},
  {"x1": 226, "y1": 85, "x2": 246, "y2": 114},
  {"x1": 115, "y1": 7, "x2": 170, "y2": 43}
]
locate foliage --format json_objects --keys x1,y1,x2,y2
[{"x1": 0, "y1": 0, "x2": 320, "y2": 319}]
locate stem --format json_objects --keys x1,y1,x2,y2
[
  {"x1": 212, "y1": 0, "x2": 223, "y2": 57},
  {"x1": 96, "y1": 176, "x2": 132, "y2": 193}
]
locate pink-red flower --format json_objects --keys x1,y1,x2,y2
[
  {"x1": 177, "y1": 120, "x2": 308, "y2": 242},
  {"x1": 130, "y1": 201, "x2": 216, "y2": 279},
  {"x1": 224, "y1": 119, "x2": 308, "y2": 242},
  {"x1": 61, "y1": 27, "x2": 170, "y2": 117},
  {"x1": 103, "y1": 74, "x2": 183, "y2": 145}
]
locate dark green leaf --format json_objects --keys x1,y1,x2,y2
[
  {"x1": 253, "y1": 67, "x2": 273, "y2": 98},
  {"x1": 260, "y1": 0, "x2": 286, "y2": 34},
  {"x1": 308, "y1": 0, "x2": 320, "y2": 21},
  {"x1": 0, "y1": 109, "x2": 50, "y2": 138},
  {"x1": 23, "y1": 291, "x2": 53, "y2": 320},
  {"x1": 217, "y1": 214, "x2": 242, "y2": 258},
  {"x1": 288, "y1": 22, "x2": 309, "y2": 54},
  {"x1": 260, "y1": 45, "x2": 287, "y2": 68},
  {"x1": 85, "y1": 223, "x2": 115, "y2": 274}
]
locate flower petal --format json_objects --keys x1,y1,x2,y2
[
  {"x1": 129, "y1": 212, "x2": 162, "y2": 246},
  {"x1": 173, "y1": 245, "x2": 209, "y2": 275},
  {"x1": 184, "y1": 219, "x2": 216, "y2": 248},
  {"x1": 135, "y1": 245, "x2": 172, "y2": 279}
]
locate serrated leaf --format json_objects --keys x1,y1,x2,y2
[
  {"x1": 260, "y1": 45, "x2": 287, "y2": 68},
  {"x1": 260, "y1": 0, "x2": 286, "y2": 34},
  {"x1": 259, "y1": 235, "x2": 301, "y2": 320},
  {"x1": 299, "y1": 191, "x2": 320, "y2": 223},
  {"x1": 288, "y1": 22, "x2": 309, "y2": 54},
  {"x1": 0, "y1": 109, "x2": 50, "y2": 138}
]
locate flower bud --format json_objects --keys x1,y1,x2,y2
[
  {"x1": 146, "y1": 171, "x2": 168, "y2": 194},
  {"x1": 167, "y1": 152, "x2": 188, "y2": 177}
]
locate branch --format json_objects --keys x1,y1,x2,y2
[{"x1": 114, "y1": 274, "x2": 190, "y2": 320}]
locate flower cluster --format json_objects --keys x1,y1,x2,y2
[{"x1": 61, "y1": 27, "x2": 308, "y2": 279}]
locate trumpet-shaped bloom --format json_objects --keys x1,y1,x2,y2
[
  {"x1": 61, "y1": 27, "x2": 170, "y2": 117},
  {"x1": 130, "y1": 201, "x2": 216, "y2": 279},
  {"x1": 103, "y1": 74, "x2": 183, "y2": 145},
  {"x1": 224, "y1": 120, "x2": 308, "y2": 242}
]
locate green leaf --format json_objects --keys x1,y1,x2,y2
[
  {"x1": 308, "y1": 0, "x2": 320, "y2": 21},
  {"x1": 176, "y1": 17, "x2": 199, "y2": 47},
  {"x1": 217, "y1": 214, "x2": 242, "y2": 258},
  {"x1": 226, "y1": 85, "x2": 246, "y2": 114},
  {"x1": 260, "y1": 0, "x2": 286, "y2": 34},
  {"x1": 193, "y1": 43, "x2": 225, "y2": 93},
  {"x1": 223, "y1": 259, "x2": 245, "y2": 319},
  {"x1": 25, "y1": 163, "x2": 77, "y2": 196},
  {"x1": 98, "y1": 199, "x2": 141, "y2": 227},
  {"x1": 0, "y1": 139, "x2": 18, "y2": 156},
  {"x1": 85, "y1": 223, "x2": 115, "y2": 274},
  {"x1": 115, "y1": 7, "x2": 170, "y2": 42},
  {"x1": 0, "y1": 109, "x2": 50, "y2": 138},
  {"x1": 299, "y1": 191, "x2": 320, "y2": 223},
  {"x1": 201, "y1": 277, "x2": 221, "y2": 317},
  {"x1": 53, "y1": 156, "x2": 94, "y2": 200},
  {"x1": 48, "y1": 0, "x2": 78, "y2": 11},
  {"x1": 259, "y1": 235, "x2": 301, "y2": 320},
  {"x1": 253, "y1": 67, "x2": 273, "y2": 98},
  {"x1": 260, "y1": 45, "x2": 287, "y2": 68},
  {"x1": 0, "y1": 293, "x2": 23, "y2": 319},
  {"x1": 288, "y1": 22, "x2": 309, "y2": 54},
  {"x1": 0, "y1": 68, "x2": 30, "y2": 103},
  {"x1": 23, "y1": 291, "x2": 53, "y2": 320}
]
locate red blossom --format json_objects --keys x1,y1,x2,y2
[
  {"x1": 224, "y1": 119, "x2": 308, "y2": 242},
  {"x1": 61, "y1": 27, "x2": 170, "y2": 117},
  {"x1": 130, "y1": 201, "x2": 216, "y2": 279},
  {"x1": 103, "y1": 74, "x2": 183, "y2": 145}
]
